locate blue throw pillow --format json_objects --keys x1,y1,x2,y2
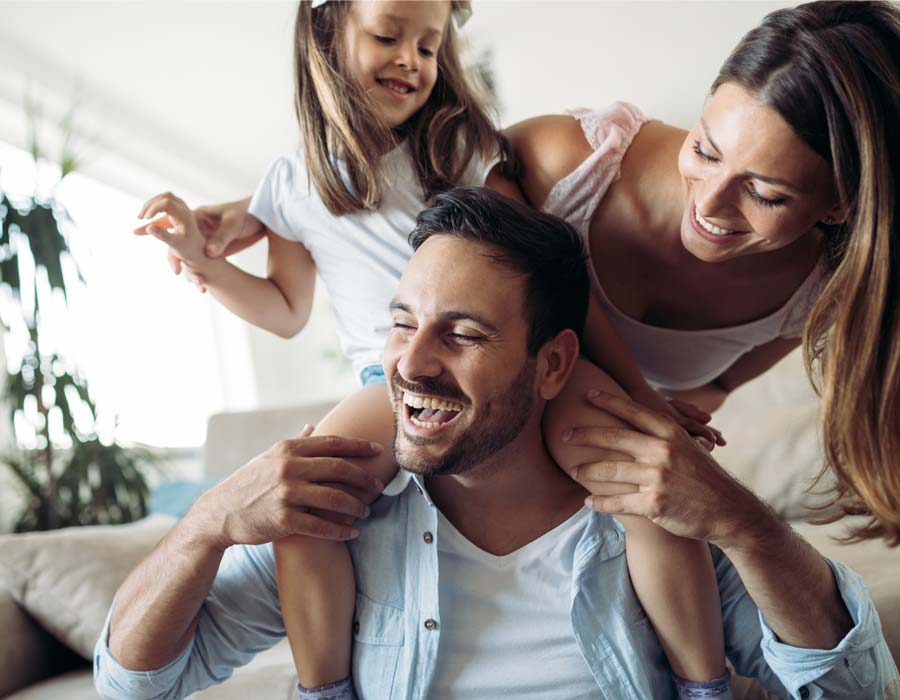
[{"x1": 150, "y1": 478, "x2": 220, "y2": 518}]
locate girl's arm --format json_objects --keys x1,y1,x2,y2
[
  {"x1": 187, "y1": 233, "x2": 316, "y2": 338},
  {"x1": 138, "y1": 192, "x2": 316, "y2": 338}
]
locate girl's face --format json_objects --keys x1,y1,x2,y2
[
  {"x1": 677, "y1": 82, "x2": 843, "y2": 264},
  {"x1": 344, "y1": 1, "x2": 451, "y2": 128}
]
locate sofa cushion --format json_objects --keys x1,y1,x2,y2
[
  {"x1": 0, "y1": 514, "x2": 176, "y2": 660},
  {"x1": 3, "y1": 640, "x2": 297, "y2": 700},
  {"x1": 711, "y1": 348, "x2": 836, "y2": 519}
]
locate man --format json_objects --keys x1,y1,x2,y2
[{"x1": 95, "y1": 188, "x2": 897, "y2": 700}]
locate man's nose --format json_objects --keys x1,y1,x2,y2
[{"x1": 397, "y1": 330, "x2": 442, "y2": 381}]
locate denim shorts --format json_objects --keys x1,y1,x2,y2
[{"x1": 360, "y1": 364, "x2": 386, "y2": 386}]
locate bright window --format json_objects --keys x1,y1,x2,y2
[{"x1": 0, "y1": 140, "x2": 234, "y2": 447}]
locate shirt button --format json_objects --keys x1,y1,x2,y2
[
  {"x1": 352, "y1": 621, "x2": 360, "y2": 634},
  {"x1": 799, "y1": 687, "x2": 809, "y2": 699},
  {"x1": 424, "y1": 618, "x2": 438, "y2": 631},
  {"x1": 423, "y1": 531, "x2": 434, "y2": 544}
]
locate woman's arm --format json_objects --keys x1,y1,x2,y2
[
  {"x1": 668, "y1": 338, "x2": 801, "y2": 414},
  {"x1": 504, "y1": 115, "x2": 593, "y2": 208}
]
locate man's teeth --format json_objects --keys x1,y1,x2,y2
[
  {"x1": 695, "y1": 209, "x2": 736, "y2": 236},
  {"x1": 403, "y1": 392, "x2": 463, "y2": 412}
]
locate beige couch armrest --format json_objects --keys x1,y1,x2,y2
[{"x1": 0, "y1": 583, "x2": 83, "y2": 696}]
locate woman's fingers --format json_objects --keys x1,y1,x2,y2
[{"x1": 667, "y1": 398, "x2": 711, "y2": 423}]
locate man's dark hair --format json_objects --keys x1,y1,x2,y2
[{"x1": 409, "y1": 186, "x2": 589, "y2": 354}]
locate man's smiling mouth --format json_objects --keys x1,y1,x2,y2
[{"x1": 403, "y1": 391, "x2": 464, "y2": 429}]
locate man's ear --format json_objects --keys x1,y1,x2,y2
[{"x1": 536, "y1": 329, "x2": 580, "y2": 401}]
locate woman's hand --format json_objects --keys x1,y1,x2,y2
[
  {"x1": 566, "y1": 390, "x2": 766, "y2": 550},
  {"x1": 629, "y1": 385, "x2": 725, "y2": 450}
]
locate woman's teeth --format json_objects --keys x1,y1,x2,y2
[{"x1": 695, "y1": 209, "x2": 737, "y2": 236}]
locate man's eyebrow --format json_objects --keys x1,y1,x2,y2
[
  {"x1": 701, "y1": 118, "x2": 803, "y2": 192},
  {"x1": 389, "y1": 301, "x2": 499, "y2": 333},
  {"x1": 442, "y1": 311, "x2": 499, "y2": 334}
]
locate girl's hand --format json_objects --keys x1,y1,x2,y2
[
  {"x1": 167, "y1": 198, "x2": 265, "y2": 293},
  {"x1": 631, "y1": 386, "x2": 725, "y2": 450},
  {"x1": 196, "y1": 200, "x2": 265, "y2": 258},
  {"x1": 135, "y1": 193, "x2": 208, "y2": 270}
]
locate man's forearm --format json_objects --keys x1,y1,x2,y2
[
  {"x1": 722, "y1": 510, "x2": 853, "y2": 649},
  {"x1": 108, "y1": 506, "x2": 226, "y2": 671}
]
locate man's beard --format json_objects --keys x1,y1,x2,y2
[{"x1": 391, "y1": 358, "x2": 536, "y2": 477}]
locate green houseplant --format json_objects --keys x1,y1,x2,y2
[{"x1": 0, "y1": 136, "x2": 155, "y2": 532}]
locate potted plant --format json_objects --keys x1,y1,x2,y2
[{"x1": 0, "y1": 135, "x2": 156, "y2": 532}]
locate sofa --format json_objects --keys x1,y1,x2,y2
[{"x1": 1, "y1": 349, "x2": 898, "y2": 700}]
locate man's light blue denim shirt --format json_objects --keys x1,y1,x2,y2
[{"x1": 95, "y1": 471, "x2": 899, "y2": 700}]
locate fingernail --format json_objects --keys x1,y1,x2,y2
[
  {"x1": 374, "y1": 478, "x2": 385, "y2": 491},
  {"x1": 363, "y1": 506, "x2": 371, "y2": 518},
  {"x1": 562, "y1": 429, "x2": 572, "y2": 442},
  {"x1": 584, "y1": 496, "x2": 593, "y2": 508},
  {"x1": 348, "y1": 528, "x2": 360, "y2": 539},
  {"x1": 302, "y1": 423, "x2": 312, "y2": 432},
  {"x1": 369, "y1": 441, "x2": 383, "y2": 452},
  {"x1": 206, "y1": 245, "x2": 219, "y2": 256},
  {"x1": 587, "y1": 389, "x2": 600, "y2": 398}
]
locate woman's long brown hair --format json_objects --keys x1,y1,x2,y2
[
  {"x1": 714, "y1": 1, "x2": 900, "y2": 544},
  {"x1": 293, "y1": 0, "x2": 506, "y2": 216}
]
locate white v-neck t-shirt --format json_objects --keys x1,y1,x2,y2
[{"x1": 430, "y1": 506, "x2": 601, "y2": 699}]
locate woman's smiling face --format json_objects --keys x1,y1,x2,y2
[{"x1": 677, "y1": 82, "x2": 843, "y2": 263}]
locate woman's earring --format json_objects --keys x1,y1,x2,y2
[{"x1": 824, "y1": 215, "x2": 836, "y2": 225}]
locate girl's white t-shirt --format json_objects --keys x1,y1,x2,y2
[{"x1": 249, "y1": 143, "x2": 499, "y2": 380}]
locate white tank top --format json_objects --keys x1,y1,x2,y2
[{"x1": 542, "y1": 102, "x2": 829, "y2": 391}]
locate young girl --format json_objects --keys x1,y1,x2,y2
[{"x1": 137, "y1": 1, "x2": 729, "y2": 698}]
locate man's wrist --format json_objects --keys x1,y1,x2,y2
[
  {"x1": 181, "y1": 492, "x2": 231, "y2": 554},
  {"x1": 715, "y1": 493, "x2": 786, "y2": 556}
]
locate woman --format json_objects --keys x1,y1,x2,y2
[{"x1": 517, "y1": 0, "x2": 900, "y2": 548}]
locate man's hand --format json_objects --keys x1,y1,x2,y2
[
  {"x1": 191, "y1": 426, "x2": 386, "y2": 552},
  {"x1": 566, "y1": 390, "x2": 766, "y2": 549}
]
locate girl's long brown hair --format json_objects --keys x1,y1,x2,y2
[
  {"x1": 714, "y1": 1, "x2": 900, "y2": 544},
  {"x1": 293, "y1": 0, "x2": 507, "y2": 216}
]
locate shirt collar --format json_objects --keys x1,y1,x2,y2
[{"x1": 382, "y1": 469, "x2": 436, "y2": 507}]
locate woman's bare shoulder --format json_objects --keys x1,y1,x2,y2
[{"x1": 504, "y1": 115, "x2": 593, "y2": 208}]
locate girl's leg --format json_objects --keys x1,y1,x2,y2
[
  {"x1": 273, "y1": 384, "x2": 397, "y2": 695},
  {"x1": 544, "y1": 359, "x2": 730, "y2": 693}
]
